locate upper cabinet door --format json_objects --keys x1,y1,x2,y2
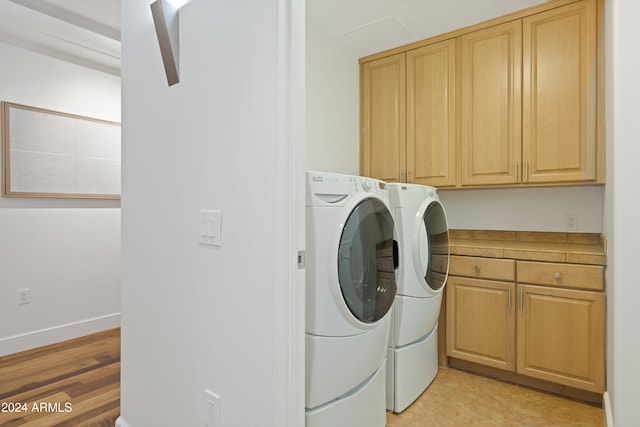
[
  {"x1": 522, "y1": 0, "x2": 597, "y2": 183},
  {"x1": 360, "y1": 54, "x2": 406, "y2": 183},
  {"x1": 406, "y1": 39, "x2": 457, "y2": 187},
  {"x1": 460, "y1": 21, "x2": 522, "y2": 186}
]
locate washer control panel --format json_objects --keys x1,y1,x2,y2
[
  {"x1": 307, "y1": 171, "x2": 390, "y2": 206},
  {"x1": 349, "y1": 175, "x2": 386, "y2": 196}
]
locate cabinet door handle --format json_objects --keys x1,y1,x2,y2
[
  {"x1": 399, "y1": 171, "x2": 403, "y2": 182},
  {"x1": 519, "y1": 288, "x2": 523, "y2": 311},
  {"x1": 525, "y1": 160, "x2": 529, "y2": 182},
  {"x1": 407, "y1": 170, "x2": 411, "y2": 182},
  {"x1": 515, "y1": 161, "x2": 519, "y2": 181},
  {"x1": 508, "y1": 287, "x2": 511, "y2": 309}
]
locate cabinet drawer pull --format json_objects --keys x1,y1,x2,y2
[
  {"x1": 474, "y1": 265, "x2": 481, "y2": 272},
  {"x1": 554, "y1": 272, "x2": 562, "y2": 279}
]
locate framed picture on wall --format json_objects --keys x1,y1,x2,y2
[{"x1": 1, "y1": 101, "x2": 121, "y2": 199}]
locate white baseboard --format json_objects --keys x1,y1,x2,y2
[
  {"x1": 115, "y1": 416, "x2": 132, "y2": 427},
  {"x1": 603, "y1": 391, "x2": 613, "y2": 427},
  {"x1": 0, "y1": 313, "x2": 120, "y2": 356}
]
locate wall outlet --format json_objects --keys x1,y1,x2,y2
[
  {"x1": 17, "y1": 289, "x2": 31, "y2": 305},
  {"x1": 566, "y1": 214, "x2": 579, "y2": 231},
  {"x1": 205, "y1": 389, "x2": 221, "y2": 427},
  {"x1": 200, "y1": 210, "x2": 222, "y2": 247}
]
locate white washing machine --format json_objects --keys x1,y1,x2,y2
[
  {"x1": 305, "y1": 171, "x2": 398, "y2": 427},
  {"x1": 385, "y1": 183, "x2": 449, "y2": 413}
]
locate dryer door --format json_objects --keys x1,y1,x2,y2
[
  {"x1": 417, "y1": 200, "x2": 449, "y2": 292},
  {"x1": 338, "y1": 198, "x2": 397, "y2": 323}
]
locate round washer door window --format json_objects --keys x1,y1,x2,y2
[
  {"x1": 337, "y1": 198, "x2": 397, "y2": 323},
  {"x1": 417, "y1": 201, "x2": 449, "y2": 291}
]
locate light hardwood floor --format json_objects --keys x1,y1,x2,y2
[
  {"x1": 0, "y1": 328, "x2": 120, "y2": 427},
  {"x1": 0, "y1": 329, "x2": 603, "y2": 426}
]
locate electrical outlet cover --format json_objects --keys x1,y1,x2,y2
[
  {"x1": 566, "y1": 214, "x2": 578, "y2": 231},
  {"x1": 200, "y1": 210, "x2": 222, "y2": 247},
  {"x1": 17, "y1": 289, "x2": 30, "y2": 305},
  {"x1": 205, "y1": 389, "x2": 221, "y2": 427}
]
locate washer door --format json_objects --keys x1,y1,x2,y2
[
  {"x1": 338, "y1": 198, "x2": 397, "y2": 323},
  {"x1": 417, "y1": 200, "x2": 449, "y2": 292}
]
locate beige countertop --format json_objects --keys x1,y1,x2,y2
[{"x1": 448, "y1": 230, "x2": 607, "y2": 266}]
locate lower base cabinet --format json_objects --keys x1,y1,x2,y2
[
  {"x1": 446, "y1": 276, "x2": 515, "y2": 371},
  {"x1": 446, "y1": 255, "x2": 605, "y2": 395},
  {"x1": 517, "y1": 284, "x2": 605, "y2": 392}
]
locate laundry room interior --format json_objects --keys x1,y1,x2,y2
[
  {"x1": 0, "y1": 0, "x2": 639, "y2": 426},
  {"x1": 305, "y1": 0, "x2": 611, "y2": 424}
]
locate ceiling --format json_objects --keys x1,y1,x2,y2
[
  {"x1": 0, "y1": 0, "x2": 549, "y2": 76},
  {"x1": 0, "y1": 0, "x2": 121, "y2": 76},
  {"x1": 306, "y1": 0, "x2": 548, "y2": 59}
]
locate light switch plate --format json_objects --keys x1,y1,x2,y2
[{"x1": 200, "y1": 210, "x2": 222, "y2": 247}]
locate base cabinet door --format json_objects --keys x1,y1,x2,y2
[
  {"x1": 446, "y1": 276, "x2": 515, "y2": 371},
  {"x1": 516, "y1": 284, "x2": 605, "y2": 393}
]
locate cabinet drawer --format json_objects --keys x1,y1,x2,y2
[
  {"x1": 449, "y1": 256, "x2": 515, "y2": 281},
  {"x1": 516, "y1": 261, "x2": 604, "y2": 291}
]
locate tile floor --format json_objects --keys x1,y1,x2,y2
[{"x1": 386, "y1": 368, "x2": 604, "y2": 426}]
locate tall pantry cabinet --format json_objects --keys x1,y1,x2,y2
[{"x1": 360, "y1": 0, "x2": 603, "y2": 188}]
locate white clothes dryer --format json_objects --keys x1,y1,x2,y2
[
  {"x1": 305, "y1": 171, "x2": 398, "y2": 427},
  {"x1": 385, "y1": 183, "x2": 449, "y2": 413}
]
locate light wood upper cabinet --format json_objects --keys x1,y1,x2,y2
[
  {"x1": 517, "y1": 284, "x2": 605, "y2": 393},
  {"x1": 360, "y1": 53, "x2": 406, "y2": 183},
  {"x1": 460, "y1": 21, "x2": 522, "y2": 186},
  {"x1": 522, "y1": 0, "x2": 597, "y2": 183},
  {"x1": 359, "y1": 0, "x2": 602, "y2": 188},
  {"x1": 361, "y1": 40, "x2": 456, "y2": 186},
  {"x1": 406, "y1": 39, "x2": 457, "y2": 186}
]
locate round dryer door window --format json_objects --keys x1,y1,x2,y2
[
  {"x1": 417, "y1": 201, "x2": 449, "y2": 291},
  {"x1": 337, "y1": 198, "x2": 397, "y2": 323}
]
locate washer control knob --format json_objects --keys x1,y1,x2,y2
[{"x1": 361, "y1": 180, "x2": 371, "y2": 191}]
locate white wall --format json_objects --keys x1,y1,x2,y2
[
  {"x1": 439, "y1": 186, "x2": 604, "y2": 232},
  {"x1": 0, "y1": 42, "x2": 121, "y2": 356},
  {"x1": 118, "y1": 1, "x2": 303, "y2": 426},
  {"x1": 604, "y1": 0, "x2": 640, "y2": 425},
  {"x1": 306, "y1": 24, "x2": 359, "y2": 175}
]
